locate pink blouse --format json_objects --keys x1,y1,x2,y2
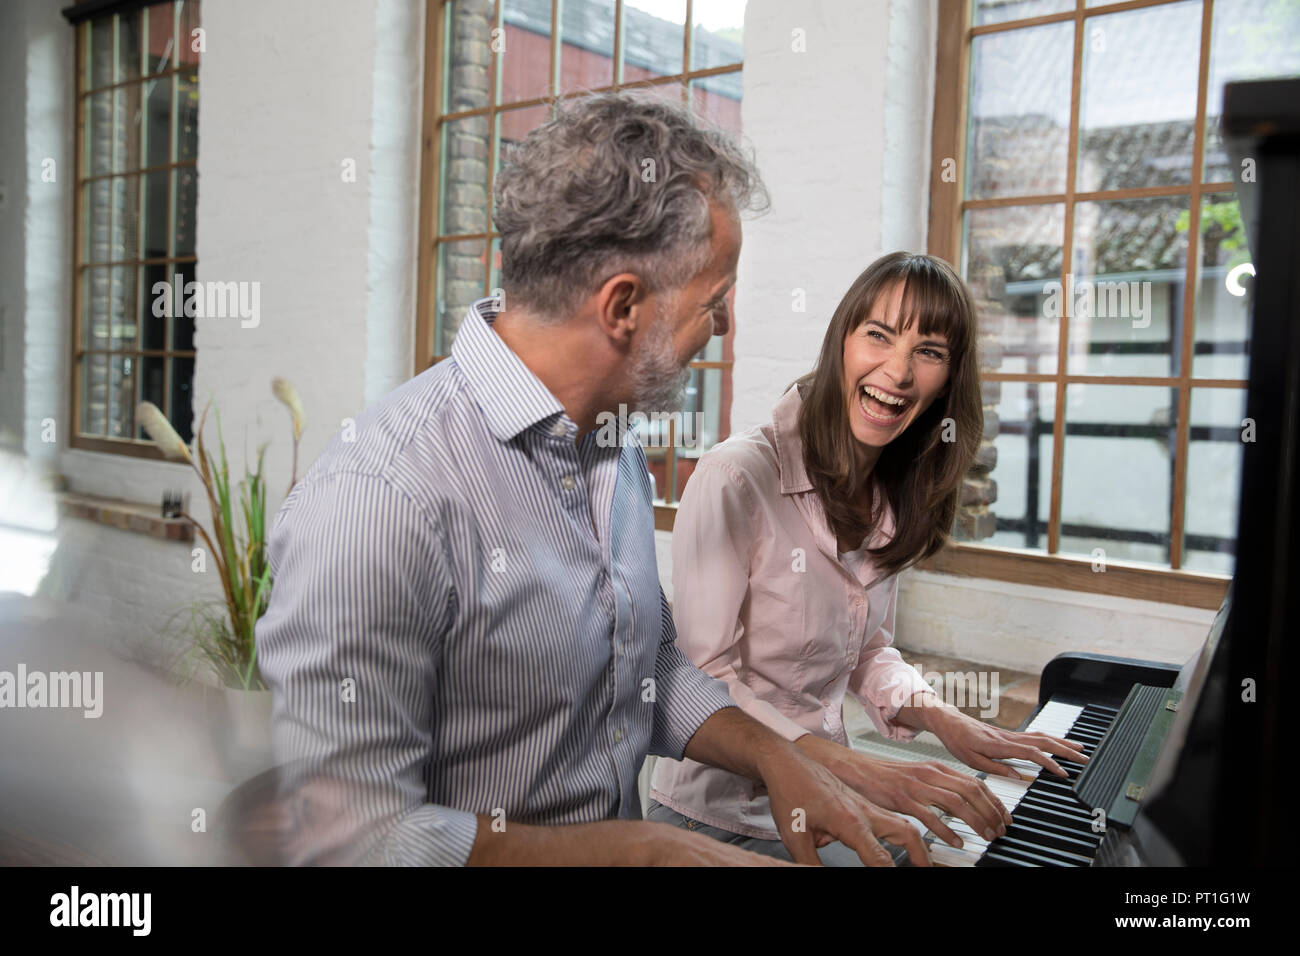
[{"x1": 649, "y1": 385, "x2": 933, "y2": 839}]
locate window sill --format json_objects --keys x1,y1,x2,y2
[{"x1": 59, "y1": 492, "x2": 194, "y2": 544}]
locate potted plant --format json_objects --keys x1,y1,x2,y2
[{"x1": 138, "y1": 378, "x2": 305, "y2": 771}]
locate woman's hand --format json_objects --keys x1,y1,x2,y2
[
  {"x1": 922, "y1": 700, "x2": 1090, "y2": 780},
  {"x1": 795, "y1": 734, "x2": 1011, "y2": 850}
]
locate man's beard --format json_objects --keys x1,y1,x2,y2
[{"x1": 625, "y1": 296, "x2": 691, "y2": 415}]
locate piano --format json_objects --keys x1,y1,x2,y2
[{"x1": 926, "y1": 76, "x2": 1298, "y2": 867}]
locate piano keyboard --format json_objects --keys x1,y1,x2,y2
[{"x1": 926, "y1": 699, "x2": 1120, "y2": 867}]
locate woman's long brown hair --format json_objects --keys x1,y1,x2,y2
[{"x1": 794, "y1": 252, "x2": 983, "y2": 577}]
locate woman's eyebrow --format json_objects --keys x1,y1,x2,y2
[{"x1": 863, "y1": 318, "x2": 949, "y2": 348}]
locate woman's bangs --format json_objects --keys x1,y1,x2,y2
[{"x1": 895, "y1": 267, "x2": 970, "y2": 352}]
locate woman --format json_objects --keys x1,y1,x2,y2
[{"x1": 647, "y1": 252, "x2": 1087, "y2": 865}]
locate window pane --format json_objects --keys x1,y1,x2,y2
[
  {"x1": 138, "y1": 355, "x2": 166, "y2": 440},
  {"x1": 177, "y1": 70, "x2": 199, "y2": 163},
  {"x1": 81, "y1": 353, "x2": 108, "y2": 437},
  {"x1": 690, "y1": 0, "x2": 743, "y2": 72},
  {"x1": 113, "y1": 173, "x2": 142, "y2": 261},
  {"x1": 83, "y1": 178, "x2": 113, "y2": 262},
  {"x1": 107, "y1": 355, "x2": 136, "y2": 439},
  {"x1": 85, "y1": 91, "x2": 115, "y2": 177},
  {"x1": 143, "y1": 73, "x2": 172, "y2": 169},
  {"x1": 559, "y1": 0, "x2": 616, "y2": 93},
  {"x1": 1193, "y1": 192, "x2": 1251, "y2": 379},
  {"x1": 142, "y1": 170, "x2": 170, "y2": 258},
  {"x1": 145, "y1": 2, "x2": 175, "y2": 74},
  {"x1": 440, "y1": 114, "x2": 492, "y2": 236},
  {"x1": 437, "y1": 239, "x2": 488, "y2": 354},
  {"x1": 84, "y1": 269, "x2": 111, "y2": 350},
  {"x1": 690, "y1": 73, "x2": 742, "y2": 136},
  {"x1": 984, "y1": 381, "x2": 1057, "y2": 551},
  {"x1": 975, "y1": 0, "x2": 1072, "y2": 27},
  {"x1": 444, "y1": 0, "x2": 493, "y2": 114},
  {"x1": 174, "y1": 168, "x2": 198, "y2": 257},
  {"x1": 499, "y1": 0, "x2": 554, "y2": 104},
  {"x1": 1183, "y1": 388, "x2": 1244, "y2": 573},
  {"x1": 624, "y1": 0, "x2": 686, "y2": 81},
  {"x1": 109, "y1": 265, "x2": 139, "y2": 350},
  {"x1": 1059, "y1": 384, "x2": 1177, "y2": 567},
  {"x1": 88, "y1": 18, "x2": 114, "y2": 89},
  {"x1": 177, "y1": 0, "x2": 202, "y2": 69},
  {"x1": 964, "y1": 203, "x2": 1066, "y2": 375},
  {"x1": 142, "y1": 263, "x2": 168, "y2": 350},
  {"x1": 1067, "y1": 195, "x2": 1189, "y2": 376},
  {"x1": 967, "y1": 21, "x2": 1072, "y2": 200},
  {"x1": 174, "y1": 297, "x2": 195, "y2": 352},
  {"x1": 1076, "y1": 1, "x2": 1201, "y2": 193},
  {"x1": 170, "y1": 356, "x2": 195, "y2": 444},
  {"x1": 117, "y1": 10, "x2": 142, "y2": 83},
  {"x1": 1204, "y1": 0, "x2": 1300, "y2": 182},
  {"x1": 494, "y1": 102, "x2": 550, "y2": 179},
  {"x1": 113, "y1": 81, "x2": 143, "y2": 174},
  {"x1": 623, "y1": 77, "x2": 687, "y2": 107}
]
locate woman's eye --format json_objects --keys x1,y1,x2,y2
[{"x1": 867, "y1": 330, "x2": 887, "y2": 341}]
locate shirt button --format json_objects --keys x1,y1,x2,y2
[
  {"x1": 613, "y1": 728, "x2": 624, "y2": 744},
  {"x1": 550, "y1": 420, "x2": 566, "y2": 437},
  {"x1": 561, "y1": 475, "x2": 576, "y2": 491}
]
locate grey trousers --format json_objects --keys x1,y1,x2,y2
[{"x1": 645, "y1": 799, "x2": 909, "y2": 866}]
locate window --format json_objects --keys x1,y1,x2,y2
[
  {"x1": 416, "y1": 0, "x2": 746, "y2": 506},
  {"x1": 927, "y1": 0, "x2": 1300, "y2": 606},
  {"x1": 70, "y1": 0, "x2": 201, "y2": 456}
]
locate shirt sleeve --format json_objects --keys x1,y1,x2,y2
[
  {"x1": 668, "y1": 457, "x2": 811, "y2": 744},
  {"x1": 255, "y1": 470, "x2": 480, "y2": 866},
  {"x1": 845, "y1": 575, "x2": 936, "y2": 742},
  {"x1": 647, "y1": 587, "x2": 739, "y2": 759}
]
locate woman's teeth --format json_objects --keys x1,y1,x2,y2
[{"x1": 860, "y1": 385, "x2": 908, "y2": 422}]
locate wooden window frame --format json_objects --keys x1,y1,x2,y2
[
  {"x1": 416, "y1": 0, "x2": 743, "y2": 504},
  {"x1": 68, "y1": 0, "x2": 200, "y2": 460},
  {"x1": 925, "y1": 0, "x2": 1235, "y2": 609}
]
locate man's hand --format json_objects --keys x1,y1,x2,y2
[
  {"x1": 682, "y1": 706, "x2": 931, "y2": 866},
  {"x1": 900, "y1": 694, "x2": 1089, "y2": 780},
  {"x1": 794, "y1": 734, "x2": 1010, "y2": 849},
  {"x1": 757, "y1": 743, "x2": 931, "y2": 866}
]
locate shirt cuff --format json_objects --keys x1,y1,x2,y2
[
  {"x1": 649, "y1": 649, "x2": 737, "y2": 759},
  {"x1": 857, "y1": 667, "x2": 937, "y2": 742},
  {"x1": 362, "y1": 804, "x2": 481, "y2": 867}
]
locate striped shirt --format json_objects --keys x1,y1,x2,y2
[{"x1": 256, "y1": 297, "x2": 735, "y2": 865}]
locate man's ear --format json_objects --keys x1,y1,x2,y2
[{"x1": 594, "y1": 272, "x2": 649, "y2": 345}]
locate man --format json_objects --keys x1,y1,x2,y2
[{"x1": 255, "y1": 92, "x2": 928, "y2": 866}]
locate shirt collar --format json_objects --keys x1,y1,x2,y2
[
  {"x1": 451, "y1": 297, "x2": 567, "y2": 442},
  {"x1": 772, "y1": 384, "x2": 813, "y2": 495}
]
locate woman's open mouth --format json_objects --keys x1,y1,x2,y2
[{"x1": 859, "y1": 384, "x2": 910, "y2": 424}]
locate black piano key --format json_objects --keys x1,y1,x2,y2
[
  {"x1": 979, "y1": 838, "x2": 1083, "y2": 867},
  {"x1": 1013, "y1": 802, "x2": 1097, "y2": 831},
  {"x1": 976, "y1": 850, "x2": 1037, "y2": 867},
  {"x1": 1003, "y1": 822, "x2": 1100, "y2": 856},
  {"x1": 1006, "y1": 812, "x2": 1102, "y2": 845},
  {"x1": 994, "y1": 833, "x2": 1095, "y2": 866}
]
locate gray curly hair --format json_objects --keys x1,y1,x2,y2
[{"x1": 492, "y1": 91, "x2": 769, "y2": 321}]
